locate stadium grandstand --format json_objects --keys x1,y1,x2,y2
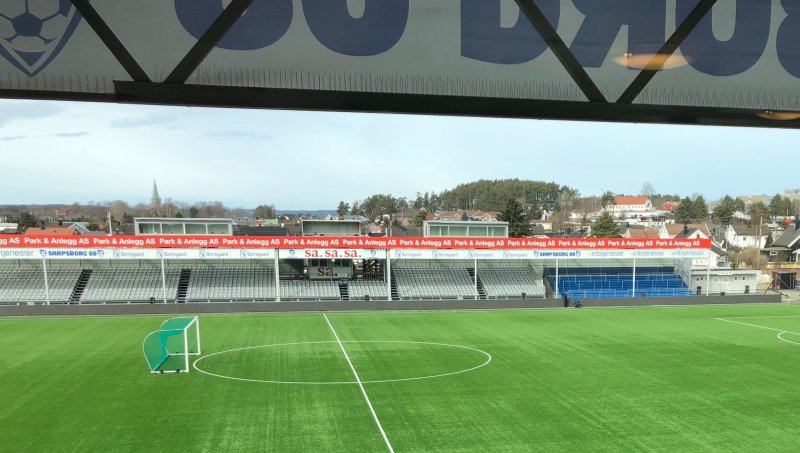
[{"x1": 0, "y1": 234, "x2": 730, "y2": 305}]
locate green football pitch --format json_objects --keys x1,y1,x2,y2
[{"x1": 3, "y1": 304, "x2": 800, "y2": 452}]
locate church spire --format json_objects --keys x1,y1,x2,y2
[{"x1": 151, "y1": 180, "x2": 161, "y2": 210}]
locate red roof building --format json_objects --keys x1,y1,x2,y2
[
  {"x1": 23, "y1": 227, "x2": 78, "y2": 235},
  {"x1": 607, "y1": 196, "x2": 653, "y2": 213},
  {"x1": 660, "y1": 201, "x2": 679, "y2": 212}
]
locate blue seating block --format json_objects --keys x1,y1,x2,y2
[{"x1": 549, "y1": 269, "x2": 692, "y2": 299}]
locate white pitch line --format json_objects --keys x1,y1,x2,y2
[
  {"x1": 777, "y1": 331, "x2": 800, "y2": 346},
  {"x1": 715, "y1": 317, "x2": 800, "y2": 347},
  {"x1": 713, "y1": 317, "x2": 800, "y2": 334},
  {"x1": 715, "y1": 315, "x2": 800, "y2": 320},
  {"x1": 323, "y1": 313, "x2": 394, "y2": 453}
]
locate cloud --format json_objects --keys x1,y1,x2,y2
[
  {"x1": 207, "y1": 130, "x2": 275, "y2": 140},
  {"x1": 0, "y1": 102, "x2": 65, "y2": 127},
  {"x1": 0, "y1": 132, "x2": 89, "y2": 141}
]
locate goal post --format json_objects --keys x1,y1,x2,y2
[{"x1": 143, "y1": 316, "x2": 201, "y2": 374}]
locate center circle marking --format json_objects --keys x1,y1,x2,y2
[{"x1": 192, "y1": 340, "x2": 492, "y2": 385}]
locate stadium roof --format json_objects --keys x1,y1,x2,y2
[{"x1": 2, "y1": 1, "x2": 800, "y2": 128}]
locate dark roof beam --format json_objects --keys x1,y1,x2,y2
[
  {"x1": 616, "y1": 0, "x2": 717, "y2": 104},
  {"x1": 514, "y1": 0, "x2": 606, "y2": 102},
  {"x1": 69, "y1": 0, "x2": 150, "y2": 82},
  {"x1": 165, "y1": 0, "x2": 255, "y2": 84}
]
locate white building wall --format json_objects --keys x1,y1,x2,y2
[
  {"x1": 690, "y1": 270, "x2": 759, "y2": 295},
  {"x1": 724, "y1": 225, "x2": 767, "y2": 249}
]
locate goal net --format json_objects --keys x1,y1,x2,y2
[{"x1": 143, "y1": 316, "x2": 201, "y2": 374}]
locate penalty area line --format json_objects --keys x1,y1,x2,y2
[{"x1": 323, "y1": 313, "x2": 394, "y2": 453}]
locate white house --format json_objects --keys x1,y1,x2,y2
[
  {"x1": 606, "y1": 196, "x2": 653, "y2": 214},
  {"x1": 724, "y1": 224, "x2": 768, "y2": 249},
  {"x1": 570, "y1": 207, "x2": 603, "y2": 221},
  {"x1": 629, "y1": 211, "x2": 674, "y2": 228},
  {"x1": 733, "y1": 211, "x2": 751, "y2": 221},
  {"x1": 0, "y1": 223, "x2": 17, "y2": 233}
]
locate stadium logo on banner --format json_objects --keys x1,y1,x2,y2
[
  {"x1": 38, "y1": 249, "x2": 47, "y2": 257},
  {"x1": 0, "y1": 1, "x2": 82, "y2": 76}
]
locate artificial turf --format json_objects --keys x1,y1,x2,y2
[{"x1": 3, "y1": 304, "x2": 800, "y2": 452}]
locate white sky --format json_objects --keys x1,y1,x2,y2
[{"x1": 0, "y1": 98, "x2": 797, "y2": 210}]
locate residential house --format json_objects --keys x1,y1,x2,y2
[
  {"x1": 23, "y1": 227, "x2": 79, "y2": 235},
  {"x1": 705, "y1": 221, "x2": 726, "y2": 245},
  {"x1": 660, "y1": 200, "x2": 679, "y2": 212},
  {"x1": 623, "y1": 227, "x2": 660, "y2": 239},
  {"x1": 606, "y1": 196, "x2": 653, "y2": 214},
  {"x1": 529, "y1": 225, "x2": 547, "y2": 237},
  {"x1": 724, "y1": 224, "x2": 768, "y2": 249},
  {"x1": 531, "y1": 220, "x2": 553, "y2": 233},
  {"x1": 434, "y1": 210, "x2": 499, "y2": 222},
  {"x1": 659, "y1": 223, "x2": 711, "y2": 239},
  {"x1": 633, "y1": 211, "x2": 674, "y2": 228},
  {"x1": 570, "y1": 207, "x2": 603, "y2": 222},
  {"x1": 762, "y1": 221, "x2": 800, "y2": 263}
]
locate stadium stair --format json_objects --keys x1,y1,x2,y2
[
  {"x1": 467, "y1": 269, "x2": 487, "y2": 300},
  {"x1": 176, "y1": 269, "x2": 191, "y2": 303},
  {"x1": 338, "y1": 281, "x2": 349, "y2": 300},
  {"x1": 69, "y1": 269, "x2": 92, "y2": 303},
  {"x1": 543, "y1": 275, "x2": 555, "y2": 298},
  {"x1": 390, "y1": 274, "x2": 400, "y2": 301}
]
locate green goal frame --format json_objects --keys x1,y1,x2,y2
[{"x1": 142, "y1": 316, "x2": 201, "y2": 374}]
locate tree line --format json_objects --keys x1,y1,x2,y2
[{"x1": 337, "y1": 179, "x2": 574, "y2": 221}]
